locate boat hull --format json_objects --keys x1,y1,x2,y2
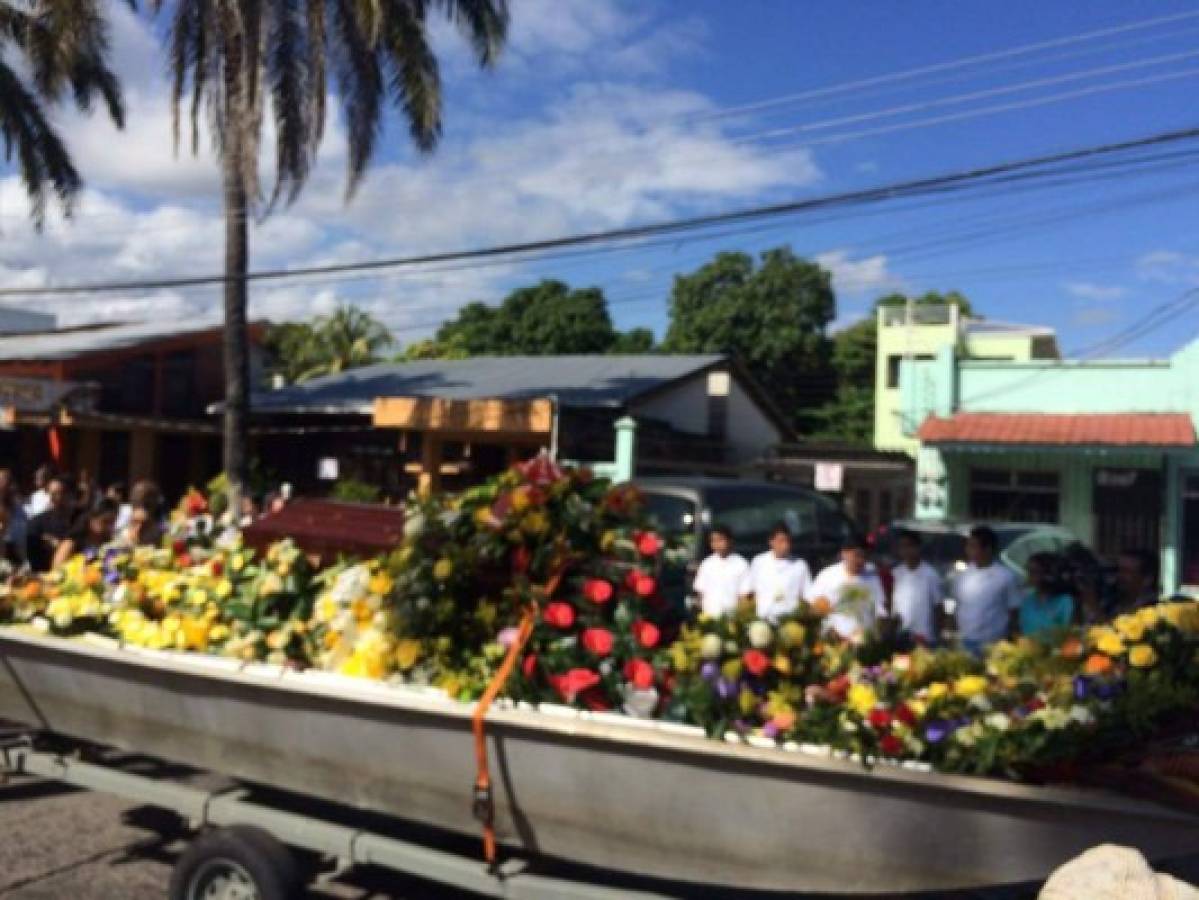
[{"x1": 0, "y1": 628, "x2": 1196, "y2": 894}]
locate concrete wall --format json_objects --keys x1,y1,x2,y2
[{"x1": 633, "y1": 374, "x2": 709, "y2": 435}]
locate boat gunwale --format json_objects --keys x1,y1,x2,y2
[{"x1": 0, "y1": 625, "x2": 1191, "y2": 825}]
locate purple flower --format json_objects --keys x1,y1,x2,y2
[
  {"x1": 762, "y1": 721, "x2": 779, "y2": 739},
  {"x1": 733, "y1": 719, "x2": 750, "y2": 735},
  {"x1": 1073, "y1": 675, "x2": 1091, "y2": 701},
  {"x1": 104, "y1": 569, "x2": 121, "y2": 585},
  {"x1": 700, "y1": 661, "x2": 719, "y2": 683},
  {"x1": 84, "y1": 548, "x2": 98, "y2": 562},
  {"x1": 716, "y1": 677, "x2": 737, "y2": 701},
  {"x1": 924, "y1": 720, "x2": 952, "y2": 744},
  {"x1": 496, "y1": 627, "x2": 521, "y2": 649},
  {"x1": 1094, "y1": 680, "x2": 1122, "y2": 701}
]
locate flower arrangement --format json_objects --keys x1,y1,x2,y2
[{"x1": 2, "y1": 461, "x2": 1198, "y2": 786}]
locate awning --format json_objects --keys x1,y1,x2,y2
[{"x1": 917, "y1": 412, "x2": 1195, "y2": 447}]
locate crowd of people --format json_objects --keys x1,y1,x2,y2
[
  {"x1": 0, "y1": 465, "x2": 169, "y2": 572},
  {"x1": 691, "y1": 521, "x2": 1162, "y2": 655}
]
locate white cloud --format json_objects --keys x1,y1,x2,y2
[
  {"x1": 815, "y1": 249, "x2": 903, "y2": 298},
  {"x1": 1135, "y1": 249, "x2": 1199, "y2": 285},
  {"x1": 1063, "y1": 280, "x2": 1126, "y2": 301},
  {"x1": 1070, "y1": 306, "x2": 1119, "y2": 327}
]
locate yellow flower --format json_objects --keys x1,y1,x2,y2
[
  {"x1": 1097, "y1": 631, "x2": 1126, "y2": 657},
  {"x1": 433, "y1": 558, "x2": 454, "y2": 581},
  {"x1": 231, "y1": 553, "x2": 246, "y2": 573},
  {"x1": 215, "y1": 579, "x2": 233, "y2": 600},
  {"x1": 925, "y1": 682, "x2": 949, "y2": 701},
  {"x1": 395, "y1": 638, "x2": 422, "y2": 671},
  {"x1": 907, "y1": 698, "x2": 928, "y2": 719},
  {"x1": 1129, "y1": 644, "x2": 1158, "y2": 668},
  {"x1": 848, "y1": 683, "x2": 878, "y2": 717},
  {"x1": 738, "y1": 688, "x2": 758, "y2": 716},
  {"x1": 259, "y1": 573, "x2": 284, "y2": 597},
  {"x1": 778, "y1": 621, "x2": 805, "y2": 649},
  {"x1": 953, "y1": 675, "x2": 988, "y2": 699},
  {"x1": 772, "y1": 653, "x2": 792, "y2": 676},
  {"x1": 510, "y1": 486, "x2": 531, "y2": 513},
  {"x1": 209, "y1": 624, "x2": 231, "y2": 643},
  {"x1": 1135, "y1": 606, "x2": 1160, "y2": 629},
  {"x1": 476, "y1": 601, "x2": 497, "y2": 629},
  {"x1": 599, "y1": 530, "x2": 617, "y2": 552},
  {"x1": 368, "y1": 573, "x2": 393, "y2": 596},
  {"x1": 521, "y1": 511, "x2": 548, "y2": 536},
  {"x1": 721, "y1": 659, "x2": 743, "y2": 681},
  {"x1": 1115, "y1": 615, "x2": 1145, "y2": 643}
]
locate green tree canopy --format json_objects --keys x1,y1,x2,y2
[
  {"x1": 661, "y1": 247, "x2": 836, "y2": 427},
  {"x1": 407, "y1": 279, "x2": 654, "y2": 357},
  {"x1": 875, "y1": 290, "x2": 974, "y2": 316}
]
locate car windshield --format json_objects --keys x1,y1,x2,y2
[{"x1": 706, "y1": 487, "x2": 819, "y2": 550}]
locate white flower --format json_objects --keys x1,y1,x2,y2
[
  {"x1": 402, "y1": 512, "x2": 426, "y2": 541},
  {"x1": 968, "y1": 694, "x2": 993, "y2": 712},
  {"x1": 621, "y1": 686, "x2": 659, "y2": 719},
  {"x1": 747, "y1": 620, "x2": 773, "y2": 649},
  {"x1": 723, "y1": 640, "x2": 739, "y2": 655},
  {"x1": 700, "y1": 634, "x2": 723, "y2": 660},
  {"x1": 984, "y1": 713, "x2": 1011, "y2": 732},
  {"x1": 1068, "y1": 705, "x2": 1095, "y2": 726}
]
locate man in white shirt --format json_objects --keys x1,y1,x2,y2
[
  {"x1": 743, "y1": 522, "x2": 811, "y2": 622},
  {"x1": 950, "y1": 525, "x2": 1022, "y2": 655},
  {"x1": 25, "y1": 464, "x2": 54, "y2": 518},
  {"x1": 692, "y1": 525, "x2": 749, "y2": 619},
  {"x1": 807, "y1": 537, "x2": 887, "y2": 640},
  {"x1": 890, "y1": 528, "x2": 943, "y2": 644}
]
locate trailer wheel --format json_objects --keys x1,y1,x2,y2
[{"x1": 169, "y1": 825, "x2": 303, "y2": 900}]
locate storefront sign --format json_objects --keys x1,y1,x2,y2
[
  {"x1": 1095, "y1": 468, "x2": 1140, "y2": 489},
  {"x1": 815, "y1": 462, "x2": 844, "y2": 492}
]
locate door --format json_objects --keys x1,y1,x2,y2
[{"x1": 1093, "y1": 467, "x2": 1162, "y2": 562}]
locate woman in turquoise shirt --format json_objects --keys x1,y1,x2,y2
[{"x1": 1019, "y1": 552, "x2": 1075, "y2": 638}]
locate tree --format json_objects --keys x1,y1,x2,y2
[
  {"x1": 876, "y1": 290, "x2": 974, "y2": 317},
  {"x1": 422, "y1": 279, "x2": 620, "y2": 355},
  {"x1": 0, "y1": 0, "x2": 124, "y2": 225},
  {"x1": 662, "y1": 247, "x2": 835, "y2": 428},
  {"x1": 609, "y1": 327, "x2": 656, "y2": 354},
  {"x1": 158, "y1": 0, "x2": 509, "y2": 506},
  {"x1": 265, "y1": 305, "x2": 393, "y2": 383}
]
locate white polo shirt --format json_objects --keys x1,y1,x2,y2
[
  {"x1": 951, "y1": 562, "x2": 1022, "y2": 646},
  {"x1": 744, "y1": 552, "x2": 812, "y2": 622},
  {"x1": 806, "y1": 562, "x2": 887, "y2": 639},
  {"x1": 891, "y1": 561, "x2": 943, "y2": 643},
  {"x1": 693, "y1": 552, "x2": 750, "y2": 618}
]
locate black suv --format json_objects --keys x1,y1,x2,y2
[{"x1": 632, "y1": 477, "x2": 862, "y2": 573}]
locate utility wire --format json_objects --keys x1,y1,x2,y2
[{"x1": 6, "y1": 123, "x2": 1199, "y2": 300}]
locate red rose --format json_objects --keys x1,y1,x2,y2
[
  {"x1": 895, "y1": 703, "x2": 917, "y2": 726},
  {"x1": 623, "y1": 658, "x2": 655, "y2": 690},
  {"x1": 183, "y1": 491, "x2": 208, "y2": 516},
  {"x1": 178, "y1": 553, "x2": 192, "y2": 569},
  {"x1": 512, "y1": 545, "x2": 531, "y2": 574},
  {"x1": 581, "y1": 627, "x2": 614, "y2": 657},
  {"x1": 518, "y1": 453, "x2": 564, "y2": 486},
  {"x1": 879, "y1": 734, "x2": 905, "y2": 757},
  {"x1": 548, "y1": 668, "x2": 600, "y2": 702},
  {"x1": 583, "y1": 579, "x2": 614, "y2": 605},
  {"x1": 172, "y1": 539, "x2": 187, "y2": 557},
  {"x1": 635, "y1": 531, "x2": 662, "y2": 557},
  {"x1": 633, "y1": 573, "x2": 657, "y2": 598},
  {"x1": 631, "y1": 619, "x2": 660, "y2": 649},
  {"x1": 521, "y1": 654, "x2": 538, "y2": 679},
  {"x1": 742, "y1": 649, "x2": 769, "y2": 677},
  {"x1": 1026, "y1": 697, "x2": 1046, "y2": 713},
  {"x1": 210, "y1": 560, "x2": 224, "y2": 577},
  {"x1": 544, "y1": 602, "x2": 575, "y2": 629},
  {"x1": 868, "y1": 708, "x2": 894, "y2": 730}
]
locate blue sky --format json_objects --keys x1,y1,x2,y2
[{"x1": 5, "y1": 0, "x2": 1199, "y2": 357}]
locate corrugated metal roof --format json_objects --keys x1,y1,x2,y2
[
  {"x1": 0, "y1": 319, "x2": 223, "y2": 361},
  {"x1": 251, "y1": 354, "x2": 726, "y2": 414},
  {"x1": 918, "y1": 412, "x2": 1195, "y2": 447}
]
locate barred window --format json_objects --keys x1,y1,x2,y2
[{"x1": 968, "y1": 468, "x2": 1060, "y2": 523}]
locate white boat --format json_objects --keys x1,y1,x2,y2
[{"x1": 1, "y1": 626, "x2": 1196, "y2": 894}]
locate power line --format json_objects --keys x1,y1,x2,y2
[{"x1": 6, "y1": 123, "x2": 1199, "y2": 300}]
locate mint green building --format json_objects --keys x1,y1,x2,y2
[{"x1": 896, "y1": 335, "x2": 1199, "y2": 593}]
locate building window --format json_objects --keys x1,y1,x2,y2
[
  {"x1": 969, "y1": 468, "x2": 1060, "y2": 523},
  {"x1": 885, "y1": 354, "x2": 934, "y2": 389}
]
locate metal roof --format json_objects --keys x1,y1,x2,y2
[
  {"x1": 0, "y1": 319, "x2": 223, "y2": 361},
  {"x1": 250, "y1": 354, "x2": 726, "y2": 415},
  {"x1": 963, "y1": 319, "x2": 1056, "y2": 337}
]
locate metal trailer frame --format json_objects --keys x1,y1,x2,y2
[{"x1": 0, "y1": 734, "x2": 671, "y2": 900}]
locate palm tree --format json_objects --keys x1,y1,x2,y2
[
  {"x1": 0, "y1": 0, "x2": 124, "y2": 225},
  {"x1": 156, "y1": 0, "x2": 508, "y2": 506},
  {"x1": 296, "y1": 305, "x2": 393, "y2": 382}
]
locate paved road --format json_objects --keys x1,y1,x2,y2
[{"x1": 0, "y1": 775, "x2": 471, "y2": 899}]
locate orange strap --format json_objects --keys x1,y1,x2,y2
[{"x1": 471, "y1": 571, "x2": 562, "y2": 868}]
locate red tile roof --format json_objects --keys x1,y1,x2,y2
[{"x1": 917, "y1": 413, "x2": 1195, "y2": 447}]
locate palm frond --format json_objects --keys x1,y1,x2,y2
[
  {"x1": 266, "y1": 0, "x2": 315, "y2": 207},
  {"x1": 426, "y1": 0, "x2": 508, "y2": 66},
  {"x1": 378, "y1": 0, "x2": 440, "y2": 154},
  {"x1": 330, "y1": 0, "x2": 383, "y2": 195}
]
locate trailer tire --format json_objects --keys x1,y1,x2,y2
[{"x1": 169, "y1": 825, "x2": 303, "y2": 900}]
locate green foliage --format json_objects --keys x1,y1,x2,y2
[
  {"x1": 329, "y1": 479, "x2": 382, "y2": 504},
  {"x1": 662, "y1": 247, "x2": 836, "y2": 428},
  {"x1": 609, "y1": 327, "x2": 656, "y2": 354},
  {"x1": 265, "y1": 305, "x2": 393, "y2": 384},
  {"x1": 876, "y1": 290, "x2": 974, "y2": 316}
]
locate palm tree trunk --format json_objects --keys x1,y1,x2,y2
[{"x1": 221, "y1": 148, "x2": 250, "y2": 514}]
